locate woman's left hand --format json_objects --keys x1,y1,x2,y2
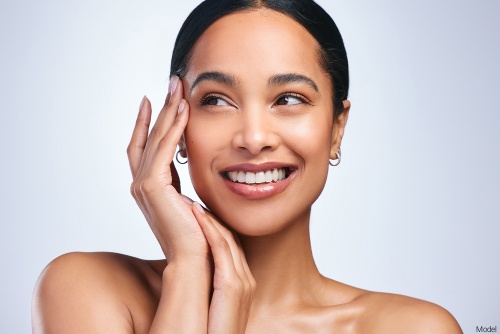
[{"x1": 191, "y1": 202, "x2": 256, "y2": 334}]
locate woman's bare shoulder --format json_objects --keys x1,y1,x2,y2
[
  {"x1": 348, "y1": 290, "x2": 463, "y2": 333},
  {"x1": 32, "y1": 252, "x2": 166, "y2": 334},
  {"x1": 316, "y1": 279, "x2": 461, "y2": 333}
]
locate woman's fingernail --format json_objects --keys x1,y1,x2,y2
[
  {"x1": 178, "y1": 99, "x2": 186, "y2": 114},
  {"x1": 169, "y1": 75, "x2": 179, "y2": 95},
  {"x1": 193, "y1": 202, "x2": 205, "y2": 214},
  {"x1": 139, "y1": 95, "x2": 147, "y2": 112},
  {"x1": 181, "y1": 195, "x2": 194, "y2": 205}
]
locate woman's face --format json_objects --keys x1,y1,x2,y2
[{"x1": 182, "y1": 9, "x2": 348, "y2": 236}]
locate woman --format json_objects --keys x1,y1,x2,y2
[{"x1": 33, "y1": 0, "x2": 462, "y2": 332}]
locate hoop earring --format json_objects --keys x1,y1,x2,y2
[
  {"x1": 329, "y1": 148, "x2": 341, "y2": 167},
  {"x1": 175, "y1": 150, "x2": 188, "y2": 165}
]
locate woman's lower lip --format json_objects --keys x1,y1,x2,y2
[{"x1": 222, "y1": 171, "x2": 295, "y2": 199}]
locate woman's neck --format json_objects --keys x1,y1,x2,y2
[{"x1": 238, "y1": 208, "x2": 326, "y2": 313}]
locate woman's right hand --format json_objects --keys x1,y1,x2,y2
[{"x1": 127, "y1": 77, "x2": 210, "y2": 265}]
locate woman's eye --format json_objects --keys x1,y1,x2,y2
[
  {"x1": 276, "y1": 94, "x2": 306, "y2": 106},
  {"x1": 201, "y1": 95, "x2": 230, "y2": 106}
]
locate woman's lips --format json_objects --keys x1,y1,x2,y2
[{"x1": 220, "y1": 163, "x2": 297, "y2": 199}]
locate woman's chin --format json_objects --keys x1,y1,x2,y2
[{"x1": 209, "y1": 204, "x2": 309, "y2": 238}]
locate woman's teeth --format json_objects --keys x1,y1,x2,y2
[{"x1": 227, "y1": 168, "x2": 288, "y2": 184}]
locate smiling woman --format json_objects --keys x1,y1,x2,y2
[{"x1": 32, "y1": 1, "x2": 463, "y2": 333}]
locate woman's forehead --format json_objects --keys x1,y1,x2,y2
[{"x1": 184, "y1": 9, "x2": 329, "y2": 88}]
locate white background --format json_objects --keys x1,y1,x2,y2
[{"x1": 1, "y1": 1, "x2": 499, "y2": 332}]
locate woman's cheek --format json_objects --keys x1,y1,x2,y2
[
  {"x1": 185, "y1": 114, "x2": 229, "y2": 190},
  {"x1": 281, "y1": 113, "x2": 332, "y2": 159}
]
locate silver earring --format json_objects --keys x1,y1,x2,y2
[
  {"x1": 329, "y1": 148, "x2": 341, "y2": 167},
  {"x1": 175, "y1": 150, "x2": 188, "y2": 164}
]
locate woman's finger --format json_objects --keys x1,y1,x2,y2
[
  {"x1": 193, "y1": 202, "x2": 255, "y2": 292},
  {"x1": 137, "y1": 76, "x2": 183, "y2": 180},
  {"x1": 235, "y1": 237, "x2": 255, "y2": 289},
  {"x1": 127, "y1": 96, "x2": 152, "y2": 178},
  {"x1": 144, "y1": 100, "x2": 189, "y2": 188},
  {"x1": 192, "y1": 202, "x2": 237, "y2": 279},
  {"x1": 208, "y1": 213, "x2": 247, "y2": 278}
]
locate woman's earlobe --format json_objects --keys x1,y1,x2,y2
[
  {"x1": 329, "y1": 148, "x2": 342, "y2": 166},
  {"x1": 176, "y1": 136, "x2": 188, "y2": 164},
  {"x1": 329, "y1": 99, "x2": 350, "y2": 159}
]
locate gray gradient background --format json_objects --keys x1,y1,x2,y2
[{"x1": 1, "y1": 0, "x2": 499, "y2": 332}]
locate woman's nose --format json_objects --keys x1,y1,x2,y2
[{"x1": 231, "y1": 109, "x2": 280, "y2": 155}]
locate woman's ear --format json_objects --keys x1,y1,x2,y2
[{"x1": 330, "y1": 100, "x2": 350, "y2": 159}]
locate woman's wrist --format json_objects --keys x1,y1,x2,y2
[
  {"x1": 162, "y1": 257, "x2": 212, "y2": 282},
  {"x1": 149, "y1": 258, "x2": 212, "y2": 334}
]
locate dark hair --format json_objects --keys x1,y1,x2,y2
[{"x1": 170, "y1": 0, "x2": 349, "y2": 117}]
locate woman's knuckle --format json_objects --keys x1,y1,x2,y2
[
  {"x1": 250, "y1": 278, "x2": 257, "y2": 291},
  {"x1": 219, "y1": 229, "x2": 232, "y2": 240},
  {"x1": 157, "y1": 136, "x2": 170, "y2": 150},
  {"x1": 228, "y1": 279, "x2": 243, "y2": 293},
  {"x1": 130, "y1": 181, "x2": 141, "y2": 197},
  {"x1": 216, "y1": 238, "x2": 230, "y2": 252},
  {"x1": 249, "y1": 278, "x2": 257, "y2": 291},
  {"x1": 140, "y1": 177, "x2": 158, "y2": 194},
  {"x1": 241, "y1": 281, "x2": 251, "y2": 294},
  {"x1": 126, "y1": 144, "x2": 133, "y2": 155}
]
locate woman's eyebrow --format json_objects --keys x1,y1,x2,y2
[
  {"x1": 190, "y1": 71, "x2": 237, "y2": 95},
  {"x1": 189, "y1": 72, "x2": 319, "y2": 95},
  {"x1": 268, "y1": 73, "x2": 319, "y2": 92}
]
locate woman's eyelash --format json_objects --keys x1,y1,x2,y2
[
  {"x1": 275, "y1": 93, "x2": 311, "y2": 105},
  {"x1": 200, "y1": 93, "x2": 228, "y2": 106}
]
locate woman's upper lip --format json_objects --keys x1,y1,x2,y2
[{"x1": 221, "y1": 162, "x2": 298, "y2": 173}]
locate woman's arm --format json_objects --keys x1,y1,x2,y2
[
  {"x1": 33, "y1": 78, "x2": 255, "y2": 333},
  {"x1": 149, "y1": 259, "x2": 212, "y2": 334},
  {"x1": 127, "y1": 78, "x2": 213, "y2": 333}
]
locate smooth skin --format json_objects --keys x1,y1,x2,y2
[{"x1": 32, "y1": 9, "x2": 462, "y2": 334}]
